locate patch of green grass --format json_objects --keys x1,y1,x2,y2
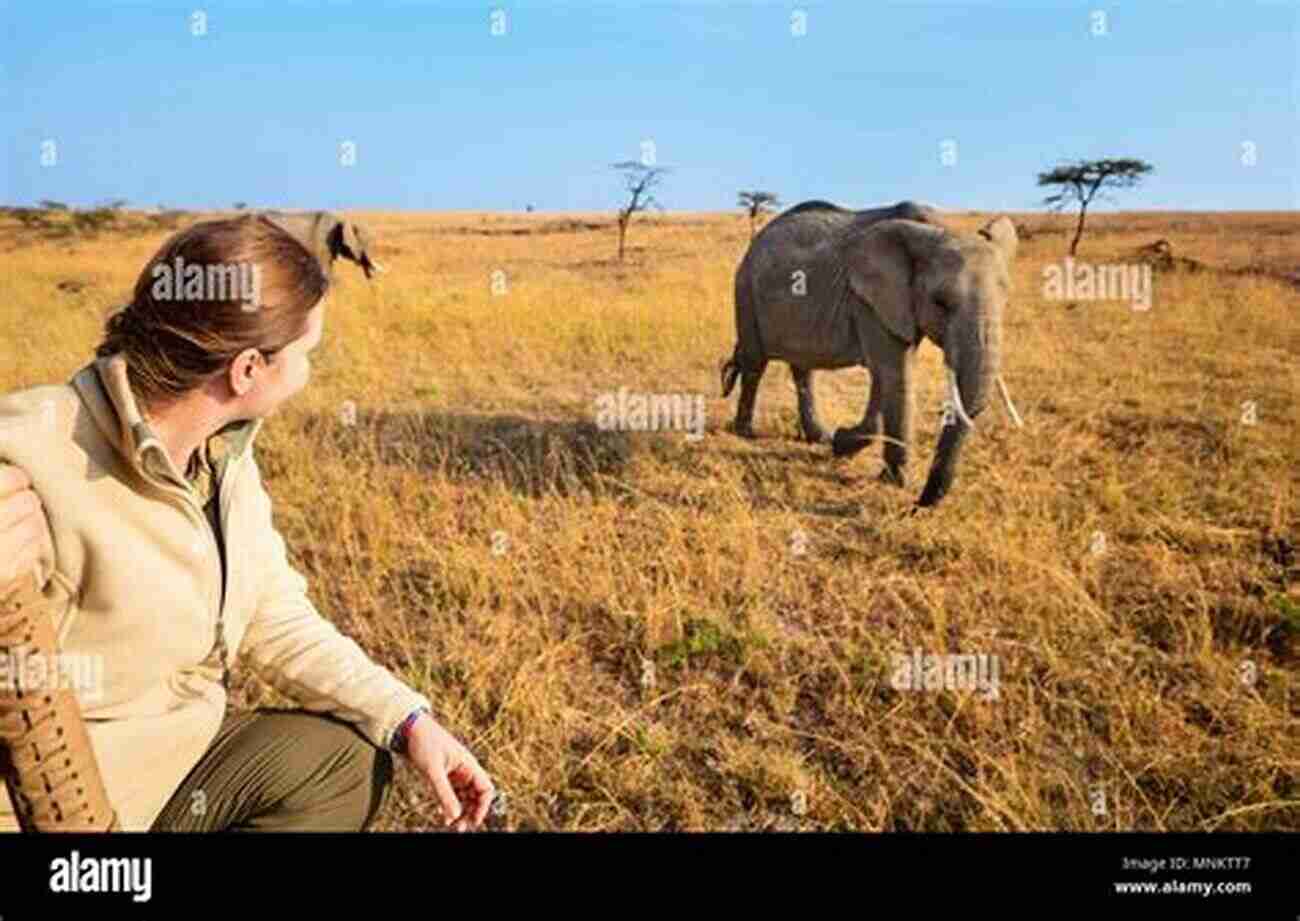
[
  {"x1": 630, "y1": 725, "x2": 668, "y2": 757},
  {"x1": 657, "y1": 617, "x2": 747, "y2": 670},
  {"x1": 1273, "y1": 594, "x2": 1300, "y2": 637}
]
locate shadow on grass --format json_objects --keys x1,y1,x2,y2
[
  {"x1": 283, "y1": 407, "x2": 900, "y2": 517},
  {"x1": 294, "y1": 407, "x2": 637, "y2": 499}
]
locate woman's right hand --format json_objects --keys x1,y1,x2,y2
[{"x1": 0, "y1": 464, "x2": 49, "y2": 597}]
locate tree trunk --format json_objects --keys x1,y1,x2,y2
[
  {"x1": 617, "y1": 215, "x2": 627, "y2": 261},
  {"x1": 1069, "y1": 201, "x2": 1088, "y2": 256}
]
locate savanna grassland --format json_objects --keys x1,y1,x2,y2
[{"x1": 0, "y1": 206, "x2": 1296, "y2": 832}]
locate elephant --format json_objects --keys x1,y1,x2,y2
[
  {"x1": 720, "y1": 199, "x2": 1022, "y2": 507},
  {"x1": 258, "y1": 210, "x2": 385, "y2": 280}
]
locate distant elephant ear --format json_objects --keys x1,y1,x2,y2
[
  {"x1": 977, "y1": 216, "x2": 1018, "y2": 263},
  {"x1": 843, "y1": 219, "x2": 944, "y2": 346}
]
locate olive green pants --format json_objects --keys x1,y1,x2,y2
[{"x1": 150, "y1": 709, "x2": 394, "y2": 832}]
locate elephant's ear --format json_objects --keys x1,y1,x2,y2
[
  {"x1": 977, "y1": 216, "x2": 1018, "y2": 264},
  {"x1": 843, "y1": 219, "x2": 944, "y2": 346}
]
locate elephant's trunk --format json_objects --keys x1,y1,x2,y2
[{"x1": 916, "y1": 302, "x2": 1000, "y2": 506}]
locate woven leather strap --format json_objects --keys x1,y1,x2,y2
[{"x1": 0, "y1": 573, "x2": 119, "y2": 832}]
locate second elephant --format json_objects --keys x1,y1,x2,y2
[
  {"x1": 259, "y1": 210, "x2": 384, "y2": 280},
  {"x1": 721, "y1": 199, "x2": 1022, "y2": 507}
]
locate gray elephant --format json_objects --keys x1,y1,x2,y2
[
  {"x1": 258, "y1": 210, "x2": 385, "y2": 280},
  {"x1": 720, "y1": 199, "x2": 1022, "y2": 507}
]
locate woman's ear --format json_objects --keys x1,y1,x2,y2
[{"x1": 227, "y1": 348, "x2": 265, "y2": 398}]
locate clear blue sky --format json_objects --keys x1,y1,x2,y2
[{"x1": 3, "y1": 1, "x2": 1296, "y2": 213}]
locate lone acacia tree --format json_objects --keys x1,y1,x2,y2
[
  {"x1": 612, "y1": 160, "x2": 669, "y2": 260},
  {"x1": 738, "y1": 190, "x2": 781, "y2": 240},
  {"x1": 1038, "y1": 158, "x2": 1154, "y2": 255}
]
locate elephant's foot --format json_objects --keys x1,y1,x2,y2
[
  {"x1": 831, "y1": 428, "x2": 873, "y2": 458},
  {"x1": 730, "y1": 420, "x2": 757, "y2": 439}
]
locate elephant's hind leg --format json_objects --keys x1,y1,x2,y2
[
  {"x1": 791, "y1": 367, "x2": 829, "y2": 443},
  {"x1": 732, "y1": 360, "x2": 768, "y2": 438}
]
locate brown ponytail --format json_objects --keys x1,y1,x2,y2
[{"x1": 96, "y1": 215, "x2": 329, "y2": 411}]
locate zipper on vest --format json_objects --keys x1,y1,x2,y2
[
  {"x1": 212, "y1": 454, "x2": 244, "y2": 691},
  {"x1": 137, "y1": 451, "x2": 233, "y2": 688}
]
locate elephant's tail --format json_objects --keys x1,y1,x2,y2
[{"x1": 720, "y1": 349, "x2": 741, "y2": 397}]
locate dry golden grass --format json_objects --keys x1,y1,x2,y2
[{"x1": 1, "y1": 206, "x2": 1297, "y2": 831}]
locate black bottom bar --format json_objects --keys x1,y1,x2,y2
[{"x1": 0, "y1": 832, "x2": 1292, "y2": 914}]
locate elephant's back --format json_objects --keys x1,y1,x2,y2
[
  {"x1": 738, "y1": 202, "x2": 856, "y2": 356},
  {"x1": 736, "y1": 204, "x2": 843, "y2": 302},
  {"x1": 776, "y1": 200, "x2": 847, "y2": 220},
  {"x1": 751, "y1": 205, "x2": 855, "y2": 255}
]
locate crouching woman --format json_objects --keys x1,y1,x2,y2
[{"x1": 0, "y1": 215, "x2": 492, "y2": 832}]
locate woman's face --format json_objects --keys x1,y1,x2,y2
[{"x1": 235, "y1": 301, "x2": 325, "y2": 418}]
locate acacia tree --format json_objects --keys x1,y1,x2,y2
[
  {"x1": 1038, "y1": 158, "x2": 1154, "y2": 255},
  {"x1": 738, "y1": 190, "x2": 780, "y2": 240},
  {"x1": 612, "y1": 161, "x2": 669, "y2": 261}
]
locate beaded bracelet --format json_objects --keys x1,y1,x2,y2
[{"x1": 391, "y1": 707, "x2": 429, "y2": 754}]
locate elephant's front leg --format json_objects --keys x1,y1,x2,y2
[
  {"x1": 790, "y1": 367, "x2": 828, "y2": 443},
  {"x1": 854, "y1": 369, "x2": 883, "y2": 440},
  {"x1": 830, "y1": 367, "x2": 881, "y2": 457},
  {"x1": 863, "y1": 392, "x2": 883, "y2": 451},
  {"x1": 877, "y1": 350, "x2": 915, "y2": 486},
  {"x1": 833, "y1": 314, "x2": 889, "y2": 458}
]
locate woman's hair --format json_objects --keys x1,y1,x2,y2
[{"x1": 95, "y1": 215, "x2": 329, "y2": 410}]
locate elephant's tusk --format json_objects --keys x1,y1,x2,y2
[
  {"x1": 946, "y1": 367, "x2": 977, "y2": 430},
  {"x1": 996, "y1": 375, "x2": 1024, "y2": 428},
  {"x1": 370, "y1": 261, "x2": 387, "y2": 275}
]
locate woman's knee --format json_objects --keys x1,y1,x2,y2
[
  {"x1": 295, "y1": 713, "x2": 394, "y2": 831},
  {"x1": 241, "y1": 710, "x2": 395, "y2": 831}
]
